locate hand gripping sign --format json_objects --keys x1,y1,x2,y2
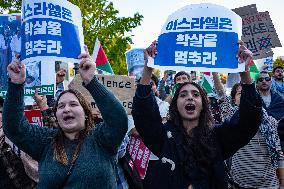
[
  {"x1": 21, "y1": 0, "x2": 84, "y2": 64},
  {"x1": 148, "y1": 3, "x2": 244, "y2": 73}
]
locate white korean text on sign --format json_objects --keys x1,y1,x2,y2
[
  {"x1": 21, "y1": 0, "x2": 84, "y2": 64},
  {"x1": 148, "y1": 3, "x2": 243, "y2": 73}
]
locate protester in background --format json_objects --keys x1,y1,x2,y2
[
  {"x1": 213, "y1": 71, "x2": 284, "y2": 189},
  {"x1": 256, "y1": 70, "x2": 284, "y2": 120},
  {"x1": 132, "y1": 41, "x2": 262, "y2": 188},
  {"x1": 159, "y1": 70, "x2": 191, "y2": 102},
  {"x1": 55, "y1": 68, "x2": 67, "y2": 100},
  {"x1": 1, "y1": 97, "x2": 36, "y2": 189},
  {"x1": 3, "y1": 47, "x2": 128, "y2": 188},
  {"x1": 158, "y1": 71, "x2": 170, "y2": 100},
  {"x1": 0, "y1": 96, "x2": 13, "y2": 188},
  {"x1": 271, "y1": 66, "x2": 284, "y2": 98}
]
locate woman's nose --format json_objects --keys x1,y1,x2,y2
[
  {"x1": 186, "y1": 95, "x2": 193, "y2": 101},
  {"x1": 63, "y1": 105, "x2": 71, "y2": 112}
]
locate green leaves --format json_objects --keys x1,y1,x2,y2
[
  {"x1": 68, "y1": 0, "x2": 143, "y2": 74},
  {"x1": 273, "y1": 58, "x2": 284, "y2": 70},
  {"x1": 0, "y1": 0, "x2": 22, "y2": 13}
]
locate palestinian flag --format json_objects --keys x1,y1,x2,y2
[
  {"x1": 200, "y1": 72, "x2": 214, "y2": 95},
  {"x1": 250, "y1": 63, "x2": 260, "y2": 82},
  {"x1": 92, "y1": 38, "x2": 114, "y2": 74}
]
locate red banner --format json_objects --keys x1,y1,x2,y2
[
  {"x1": 127, "y1": 135, "x2": 151, "y2": 179},
  {"x1": 24, "y1": 109, "x2": 43, "y2": 127}
]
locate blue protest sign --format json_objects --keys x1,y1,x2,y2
[
  {"x1": 21, "y1": 0, "x2": 84, "y2": 64},
  {"x1": 125, "y1": 48, "x2": 145, "y2": 80},
  {"x1": 0, "y1": 14, "x2": 21, "y2": 98},
  {"x1": 263, "y1": 57, "x2": 273, "y2": 72},
  {"x1": 148, "y1": 3, "x2": 243, "y2": 73}
]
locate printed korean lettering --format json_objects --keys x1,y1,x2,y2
[
  {"x1": 175, "y1": 51, "x2": 188, "y2": 64},
  {"x1": 203, "y1": 34, "x2": 217, "y2": 47},
  {"x1": 176, "y1": 34, "x2": 191, "y2": 46},
  {"x1": 48, "y1": 3, "x2": 62, "y2": 18},
  {"x1": 41, "y1": 86, "x2": 47, "y2": 93},
  {"x1": 25, "y1": 22, "x2": 33, "y2": 36},
  {"x1": 176, "y1": 34, "x2": 217, "y2": 47},
  {"x1": 25, "y1": 88, "x2": 32, "y2": 95},
  {"x1": 62, "y1": 7, "x2": 73, "y2": 21},
  {"x1": 219, "y1": 18, "x2": 232, "y2": 30},
  {"x1": 33, "y1": 40, "x2": 46, "y2": 54},
  {"x1": 131, "y1": 139, "x2": 140, "y2": 160},
  {"x1": 177, "y1": 18, "x2": 191, "y2": 30},
  {"x1": 25, "y1": 41, "x2": 33, "y2": 56},
  {"x1": 47, "y1": 86, "x2": 54, "y2": 93},
  {"x1": 24, "y1": 3, "x2": 33, "y2": 18},
  {"x1": 34, "y1": 2, "x2": 48, "y2": 16},
  {"x1": 141, "y1": 149, "x2": 150, "y2": 169},
  {"x1": 202, "y1": 52, "x2": 217, "y2": 65},
  {"x1": 188, "y1": 51, "x2": 202, "y2": 65},
  {"x1": 47, "y1": 21, "x2": 62, "y2": 36},
  {"x1": 136, "y1": 149, "x2": 143, "y2": 161},
  {"x1": 188, "y1": 34, "x2": 203, "y2": 47},
  {"x1": 253, "y1": 23, "x2": 268, "y2": 35},
  {"x1": 34, "y1": 21, "x2": 47, "y2": 35},
  {"x1": 47, "y1": 40, "x2": 62, "y2": 54},
  {"x1": 32, "y1": 117, "x2": 43, "y2": 127},
  {"x1": 204, "y1": 17, "x2": 219, "y2": 29},
  {"x1": 244, "y1": 38, "x2": 259, "y2": 54},
  {"x1": 191, "y1": 17, "x2": 205, "y2": 29},
  {"x1": 166, "y1": 20, "x2": 178, "y2": 30}
]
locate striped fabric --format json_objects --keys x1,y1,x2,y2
[
  {"x1": 219, "y1": 96, "x2": 280, "y2": 188},
  {"x1": 230, "y1": 131, "x2": 279, "y2": 188}
]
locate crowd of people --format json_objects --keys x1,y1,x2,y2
[{"x1": 0, "y1": 34, "x2": 284, "y2": 189}]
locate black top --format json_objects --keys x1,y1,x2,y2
[{"x1": 132, "y1": 83, "x2": 262, "y2": 189}]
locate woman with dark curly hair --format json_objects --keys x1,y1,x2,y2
[{"x1": 132, "y1": 41, "x2": 262, "y2": 189}]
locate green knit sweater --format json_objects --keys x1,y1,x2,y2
[{"x1": 3, "y1": 77, "x2": 128, "y2": 189}]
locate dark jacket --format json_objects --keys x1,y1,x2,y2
[
  {"x1": 132, "y1": 83, "x2": 262, "y2": 189},
  {"x1": 263, "y1": 90, "x2": 284, "y2": 120}
]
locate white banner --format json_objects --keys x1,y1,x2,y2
[
  {"x1": 21, "y1": 0, "x2": 84, "y2": 64},
  {"x1": 148, "y1": 3, "x2": 244, "y2": 73}
]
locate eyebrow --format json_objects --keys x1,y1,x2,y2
[
  {"x1": 179, "y1": 89, "x2": 199, "y2": 94},
  {"x1": 58, "y1": 100, "x2": 79, "y2": 105}
]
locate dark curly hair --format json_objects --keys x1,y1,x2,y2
[{"x1": 169, "y1": 82, "x2": 217, "y2": 176}]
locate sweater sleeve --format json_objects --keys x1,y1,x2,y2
[
  {"x1": 2, "y1": 82, "x2": 57, "y2": 161},
  {"x1": 84, "y1": 77, "x2": 128, "y2": 155},
  {"x1": 131, "y1": 84, "x2": 166, "y2": 157},
  {"x1": 213, "y1": 83, "x2": 262, "y2": 160}
]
